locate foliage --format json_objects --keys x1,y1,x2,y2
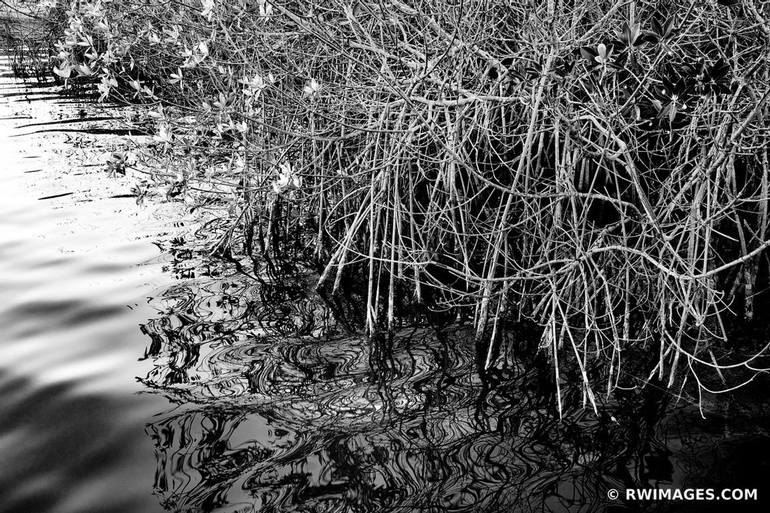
[
  {"x1": 0, "y1": 0, "x2": 65, "y2": 81},
  {"x1": 46, "y1": 0, "x2": 770, "y2": 412}
]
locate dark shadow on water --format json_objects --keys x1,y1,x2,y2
[
  {"x1": 16, "y1": 116, "x2": 120, "y2": 128},
  {"x1": 1, "y1": 90, "x2": 62, "y2": 99},
  {"x1": 0, "y1": 370, "x2": 163, "y2": 513},
  {"x1": 13, "y1": 127, "x2": 152, "y2": 137},
  {"x1": 136, "y1": 251, "x2": 770, "y2": 513}
]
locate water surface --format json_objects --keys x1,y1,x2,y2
[
  {"x1": 0, "y1": 61, "x2": 177, "y2": 513},
  {"x1": 1, "y1": 59, "x2": 769, "y2": 513}
]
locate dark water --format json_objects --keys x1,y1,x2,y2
[
  {"x1": 2, "y1": 62, "x2": 770, "y2": 513},
  {"x1": 134, "y1": 261, "x2": 770, "y2": 513}
]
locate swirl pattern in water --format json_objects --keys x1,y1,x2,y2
[{"x1": 137, "y1": 264, "x2": 690, "y2": 513}]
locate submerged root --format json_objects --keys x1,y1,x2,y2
[{"x1": 35, "y1": 0, "x2": 770, "y2": 409}]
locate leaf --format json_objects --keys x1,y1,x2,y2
[
  {"x1": 168, "y1": 67, "x2": 183, "y2": 84},
  {"x1": 650, "y1": 15, "x2": 677, "y2": 41},
  {"x1": 303, "y1": 78, "x2": 321, "y2": 97},
  {"x1": 663, "y1": 15, "x2": 677, "y2": 38},
  {"x1": 619, "y1": 21, "x2": 642, "y2": 46},
  {"x1": 594, "y1": 44, "x2": 613, "y2": 64},
  {"x1": 638, "y1": 30, "x2": 660, "y2": 45},
  {"x1": 75, "y1": 63, "x2": 92, "y2": 77},
  {"x1": 580, "y1": 47, "x2": 598, "y2": 62},
  {"x1": 53, "y1": 62, "x2": 71, "y2": 79},
  {"x1": 657, "y1": 102, "x2": 676, "y2": 123},
  {"x1": 620, "y1": 22, "x2": 631, "y2": 44},
  {"x1": 708, "y1": 58, "x2": 730, "y2": 81},
  {"x1": 668, "y1": 102, "x2": 677, "y2": 123},
  {"x1": 651, "y1": 18, "x2": 663, "y2": 37}
]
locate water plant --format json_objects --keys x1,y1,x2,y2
[{"x1": 31, "y1": 0, "x2": 770, "y2": 413}]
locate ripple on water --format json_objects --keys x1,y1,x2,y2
[
  {"x1": 0, "y1": 370, "x2": 163, "y2": 513},
  {"x1": 134, "y1": 271, "x2": 637, "y2": 513},
  {"x1": 4, "y1": 59, "x2": 768, "y2": 513},
  {"x1": 0, "y1": 68, "x2": 180, "y2": 513}
]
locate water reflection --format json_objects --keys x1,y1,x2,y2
[
  {"x1": 1, "y1": 51, "x2": 766, "y2": 513},
  {"x1": 141, "y1": 264, "x2": 721, "y2": 513}
]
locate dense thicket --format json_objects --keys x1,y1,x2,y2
[{"x1": 37, "y1": 0, "x2": 770, "y2": 411}]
